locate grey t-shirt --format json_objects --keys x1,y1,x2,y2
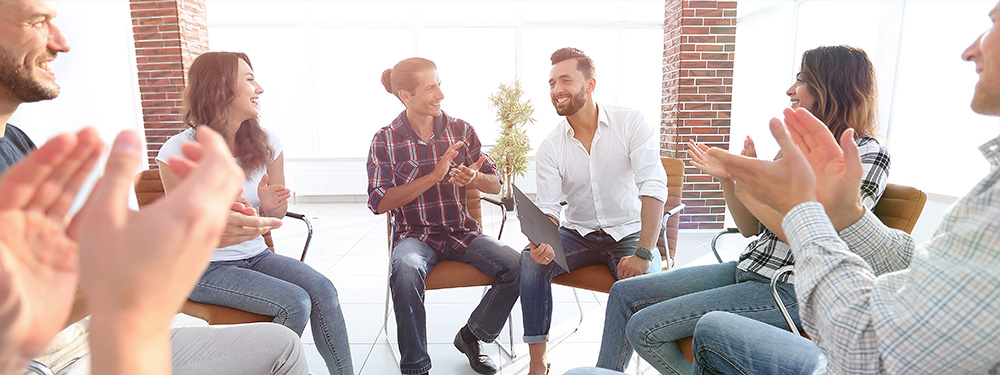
[{"x1": 0, "y1": 123, "x2": 37, "y2": 176}]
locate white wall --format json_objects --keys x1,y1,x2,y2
[
  {"x1": 204, "y1": 0, "x2": 665, "y2": 197},
  {"x1": 10, "y1": 0, "x2": 140, "y2": 147},
  {"x1": 732, "y1": 0, "x2": 998, "y2": 197}
]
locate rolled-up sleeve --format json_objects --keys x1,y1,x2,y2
[
  {"x1": 367, "y1": 131, "x2": 392, "y2": 214},
  {"x1": 627, "y1": 112, "x2": 666, "y2": 202},
  {"x1": 465, "y1": 125, "x2": 501, "y2": 182}
]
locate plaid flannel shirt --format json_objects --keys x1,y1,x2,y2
[
  {"x1": 738, "y1": 136, "x2": 891, "y2": 283},
  {"x1": 782, "y1": 136, "x2": 1000, "y2": 374},
  {"x1": 367, "y1": 110, "x2": 499, "y2": 252}
]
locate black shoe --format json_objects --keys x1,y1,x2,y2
[{"x1": 453, "y1": 326, "x2": 498, "y2": 375}]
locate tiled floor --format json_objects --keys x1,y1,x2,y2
[{"x1": 176, "y1": 201, "x2": 750, "y2": 375}]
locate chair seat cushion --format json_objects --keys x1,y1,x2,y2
[
  {"x1": 425, "y1": 261, "x2": 497, "y2": 289},
  {"x1": 181, "y1": 300, "x2": 273, "y2": 325}
]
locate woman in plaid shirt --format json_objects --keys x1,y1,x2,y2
[{"x1": 593, "y1": 45, "x2": 892, "y2": 375}]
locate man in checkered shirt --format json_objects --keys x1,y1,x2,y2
[
  {"x1": 367, "y1": 57, "x2": 520, "y2": 375},
  {"x1": 691, "y1": 2, "x2": 1000, "y2": 374}
]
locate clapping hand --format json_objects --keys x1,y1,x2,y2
[
  {"x1": 0, "y1": 128, "x2": 102, "y2": 363},
  {"x1": 449, "y1": 155, "x2": 485, "y2": 187},
  {"x1": 706, "y1": 113, "x2": 817, "y2": 215},
  {"x1": 72, "y1": 127, "x2": 245, "y2": 375},
  {"x1": 780, "y1": 108, "x2": 866, "y2": 230},
  {"x1": 257, "y1": 173, "x2": 290, "y2": 212}
]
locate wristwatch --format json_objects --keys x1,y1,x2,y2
[{"x1": 634, "y1": 246, "x2": 653, "y2": 261}]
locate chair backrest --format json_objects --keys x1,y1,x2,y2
[
  {"x1": 872, "y1": 183, "x2": 927, "y2": 234},
  {"x1": 659, "y1": 157, "x2": 685, "y2": 259},
  {"x1": 467, "y1": 187, "x2": 484, "y2": 225},
  {"x1": 134, "y1": 169, "x2": 165, "y2": 206}
]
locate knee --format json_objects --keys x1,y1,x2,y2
[
  {"x1": 519, "y1": 251, "x2": 550, "y2": 281},
  {"x1": 274, "y1": 287, "x2": 311, "y2": 332},
  {"x1": 607, "y1": 277, "x2": 644, "y2": 311},
  {"x1": 306, "y1": 275, "x2": 340, "y2": 303},
  {"x1": 624, "y1": 308, "x2": 658, "y2": 346},
  {"x1": 494, "y1": 248, "x2": 521, "y2": 285},
  {"x1": 390, "y1": 254, "x2": 427, "y2": 286},
  {"x1": 287, "y1": 287, "x2": 312, "y2": 315},
  {"x1": 692, "y1": 311, "x2": 731, "y2": 348}
]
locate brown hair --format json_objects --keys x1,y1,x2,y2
[
  {"x1": 799, "y1": 45, "x2": 879, "y2": 139},
  {"x1": 381, "y1": 57, "x2": 437, "y2": 102},
  {"x1": 182, "y1": 51, "x2": 272, "y2": 175},
  {"x1": 550, "y1": 47, "x2": 596, "y2": 80}
]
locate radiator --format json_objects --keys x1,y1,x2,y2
[{"x1": 294, "y1": 171, "x2": 368, "y2": 196}]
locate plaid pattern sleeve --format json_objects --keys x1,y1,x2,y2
[
  {"x1": 783, "y1": 136, "x2": 1000, "y2": 375},
  {"x1": 367, "y1": 129, "x2": 393, "y2": 214},
  {"x1": 737, "y1": 136, "x2": 890, "y2": 283}
]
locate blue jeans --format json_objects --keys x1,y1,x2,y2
[
  {"x1": 693, "y1": 311, "x2": 827, "y2": 375},
  {"x1": 564, "y1": 367, "x2": 628, "y2": 375},
  {"x1": 595, "y1": 261, "x2": 800, "y2": 375},
  {"x1": 390, "y1": 235, "x2": 521, "y2": 375},
  {"x1": 520, "y1": 228, "x2": 661, "y2": 344},
  {"x1": 189, "y1": 250, "x2": 354, "y2": 375}
]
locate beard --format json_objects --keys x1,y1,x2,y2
[
  {"x1": 971, "y1": 77, "x2": 1000, "y2": 116},
  {"x1": 0, "y1": 47, "x2": 60, "y2": 103},
  {"x1": 553, "y1": 85, "x2": 588, "y2": 116}
]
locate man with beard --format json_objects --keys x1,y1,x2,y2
[
  {"x1": 518, "y1": 47, "x2": 667, "y2": 375},
  {"x1": 0, "y1": 1, "x2": 307, "y2": 374}
]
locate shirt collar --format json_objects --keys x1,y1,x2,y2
[
  {"x1": 560, "y1": 103, "x2": 608, "y2": 138},
  {"x1": 393, "y1": 110, "x2": 448, "y2": 143},
  {"x1": 979, "y1": 135, "x2": 1000, "y2": 169}
]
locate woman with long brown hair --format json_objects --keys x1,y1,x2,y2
[
  {"x1": 156, "y1": 51, "x2": 353, "y2": 375},
  {"x1": 589, "y1": 45, "x2": 891, "y2": 375}
]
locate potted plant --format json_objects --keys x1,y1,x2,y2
[{"x1": 487, "y1": 79, "x2": 535, "y2": 211}]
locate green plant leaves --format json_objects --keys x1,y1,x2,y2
[{"x1": 487, "y1": 79, "x2": 536, "y2": 199}]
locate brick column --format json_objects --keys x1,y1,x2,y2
[
  {"x1": 130, "y1": 0, "x2": 209, "y2": 168},
  {"x1": 662, "y1": 0, "x2": 737, "y2": 230}
]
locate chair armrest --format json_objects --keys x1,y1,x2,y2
[
  {"x1": 27, "y1": 361, "x2": 55, "y2": 375},
  {"x1": 478, "y1": 197, "x2": 507, "y2": 240},
  {"x1": 284, "y1": 211, "x2": 313, "y2": 262},
  {"x1": 481, "y1": 196, "x2": 502, "y2": 207},
  {"x1": 664, "y1": 203, "x2": 686, "y2": 218},
  {"x1": 770, "y1": 266, "x2": 799, "y2": 336},
  {"x1": 709, "y1": 228, "x2": 741, "y2": 263}
]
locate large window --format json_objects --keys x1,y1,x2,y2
[
  {"x1": 732, "y1": 0, "x2": 998, "y2": 198},
  {"x1": 207, "y1": 1, "x2": 664, "y2": 161}
]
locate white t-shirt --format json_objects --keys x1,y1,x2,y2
[{"x1": 155, "y1": 127, "x2": 283, "y2": 261}]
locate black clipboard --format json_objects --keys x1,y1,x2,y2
[{"x1": 513, "y1": 185, "x2": 569, "y2": 272}]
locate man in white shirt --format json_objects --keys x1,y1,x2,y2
[{"x1": 519, "y1": 47, "x2": 667, "y2": 375}]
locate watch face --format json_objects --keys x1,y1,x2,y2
[{"x1": 636, "y1": 247, "x2": 653, "y2": 260}]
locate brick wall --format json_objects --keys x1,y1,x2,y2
[
  {"x1": 662, "y1": 0, "x2": 737, "y2": 230},
  {"x1": 130, "y1": 0, "x2": 209, "y2": 168}
]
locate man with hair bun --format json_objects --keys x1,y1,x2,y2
[{"x1": 367, "y1": 57, "x2": 521, "y2": 375}]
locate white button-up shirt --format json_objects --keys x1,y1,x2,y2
[{"x1": 535, "y1": 104, "x2": 667, "y2": 241}]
